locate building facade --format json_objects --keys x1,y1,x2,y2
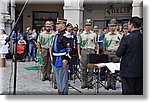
[{"x1": 0, "y1": 0, "x2": 143, "y2": 34}]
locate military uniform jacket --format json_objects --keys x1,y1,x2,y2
[
  {"x1": 64, "y1": 31, "x2": 78, "y2": 55},
  {"x1": 77, "y1": 31, "x2": 97, "y2": 49},
  {"x1": 52, "y1": 30, "x2": 72, "y2": 67},
  {"x1": 37, "y1": 30, "x2": 56, "y2": 49},
  {"x1": 105, "y1": 31, "x2": 122, "y2": 51}
]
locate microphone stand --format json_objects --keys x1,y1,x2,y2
[
  {"x1": 67, "y1": 43, "x2": 81, "y2": 93},
  {"x1": 5, "y1": 0, "x2": 29, "y2": 95}
]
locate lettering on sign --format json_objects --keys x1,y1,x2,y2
[{"x1": 105, "y1": 7, "x2": 131, "y2": 16}]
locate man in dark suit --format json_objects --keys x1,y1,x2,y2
[{"x1": 116, "y1": 17, "x2": 143, "y2": 95}]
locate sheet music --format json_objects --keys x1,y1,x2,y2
[
  {"x1": 115, "y1": 63, "x2": 120, "y2": 69},
  {"x1": 105, "y1": 63, "x2": 120, "y2": 73},
  {"x1": 95, "y1": 63, "x2": 120, "y2": 73}
]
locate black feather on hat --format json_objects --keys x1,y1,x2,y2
[
  {"x1": 73, "y1": 24, "x2": 79, "y2": 31},
  {"x1": 66, "y1": 23, "x2": 73, "y2": 28}
]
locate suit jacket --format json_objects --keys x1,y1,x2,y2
[{"x1": 116, "y1": 30, "x2": 143, "y2": 78}]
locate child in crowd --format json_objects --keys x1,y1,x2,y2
[{"x1": 17, "y1": 36, "x2": 26, "y2": 62}]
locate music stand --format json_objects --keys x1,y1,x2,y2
[
  {"x1": 87, "y1": 54, "x2": 109, "y2": 94},
  {"x1": 69, "y1": 55, "x2": 82, "y2": 82},
  {"x1": 68, "y1": 55, "x2": 81, "y2": 93}
]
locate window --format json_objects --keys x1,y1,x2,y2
[
  {"x1": 33, "y1": 11, "x2": 58, "y2": 31},
  {"x1": 15, "y1": 10, "x2": 23, "y2": 33},
  {"x1": 93, "y1": 20, "x2": 107, "y2": 30}
]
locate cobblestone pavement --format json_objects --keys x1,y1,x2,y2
[{"x1": 0, "y1": 60, "x2": 122, "y2": 95}]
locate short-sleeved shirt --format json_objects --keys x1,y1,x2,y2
[
  {"x1": 37, "y1": 30, "x2": 56, "y2": 49},
  {"x1": 77, "y1": 31, "x2": 97, "y2": 49},
  {"x1": 104, "y1": 31, "x2": 122, "y2": 51},
  {"x1": 12, "y1": 33, "x2": 22, "y2": 43}
]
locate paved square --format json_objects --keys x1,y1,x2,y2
[{"x1": 0, "y1": 60, "x2": 122, "y2": 95}]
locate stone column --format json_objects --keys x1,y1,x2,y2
[
  {"x1": 0, "y1": 0, "x2": 11, "y2": 32},
  {"x1": 5, "y1": 19, "x2": 14, "y2": 35},
  {"x1": 0, "y1": 0, "x2": 7, "y2": 30},
  {"x1": 0, "y1": 15, "x2": 5, "y2": 30},
  {"x1": 11, "y1": 0, "x2": 16, "y2": 28},
  {"x1": 63, "y1": 0, "x2": 84, "y2": 29},
  {"x1": 4, "y1": 0, "x2": 15, "y2": 34},
  {"x1": 132, "y1": 0, "x2": 143, "y2": 18}
]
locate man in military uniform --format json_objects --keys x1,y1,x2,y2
[
  {"x1": 65, "y1": 23, "x2": 78, "y2": 80},
  {"x1": 37, "y1": 21, "x2": 56, "y2": 81},
  {"x1": 122, "y1": 23, "x2": 130, "y2": 36},
  {"x1": 104, "y1": 19, "x2": 122, "y2": 90},
  {"x1": 52, "y1": 18, "x2": 72, "y2": 95},
  {"x1": 77, "y1": 19, "x2": 97, "y2": 89}
]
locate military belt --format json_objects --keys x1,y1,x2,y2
[
  {"x1": 53, "y1": 52, "x2": 66, "y2": 56},
  {"x1": 82, "y1": 48, "x2": 95, "y2": 54}
]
